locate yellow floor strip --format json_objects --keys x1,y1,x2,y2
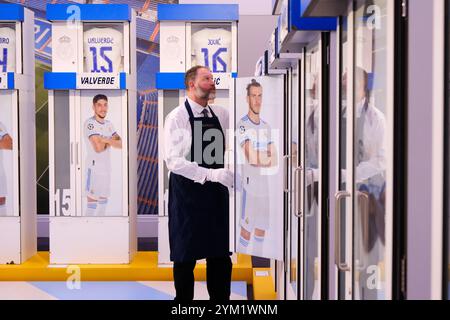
[
  {"x1": 252, "y1": 268, "x2": 276, "y2": 300},
  {"x1": 0, "y1": 252, "x2": 253, "y2": 283}
]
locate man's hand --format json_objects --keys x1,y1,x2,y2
[
  {"x1": 206, "y1": 168, "x2": 234, "y2": 189},
  {"x1": 101, "y1": 134, "x2": 122, "y2": 149}
]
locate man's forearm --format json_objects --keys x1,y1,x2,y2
[
  {"x1": 166, "y1": 156, "x2": 209, "y2": 184},
  {"x1": 106, "y1": 138, "x2": 122, "y2": 149}
]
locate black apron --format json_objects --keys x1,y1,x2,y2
[{"x1": 168, "y1": 100, "x2": 230, "y2": 263}]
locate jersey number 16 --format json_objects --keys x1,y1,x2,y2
[{"x1": 201, "y1": 47, "x2": 227, "y2": 73}]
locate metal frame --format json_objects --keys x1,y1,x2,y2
[
  {"x1": 443, "y1": 0, "x2": 449, "y2": 301},
  {"x1": 430, "y1": 0, "x2": 446, "y2": 300},
  {"x1": 302, "y1": 34, "x2": 323, "y2": 300},
  {"x1": 320, "y1": 31, "x2": 331, "y2": 300},
  {"x1": 287, "y1": 60, "x2": 302, "y2": 301},
  {"x1": 392, "y1": 0, "x2": 408, "y2": 300}
]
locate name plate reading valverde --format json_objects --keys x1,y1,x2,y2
[
  {"x1": 76, "y1": 73, "x2": 121, "y2": 89},
  {"x1": 212, "y1": 73, "x2": 231, "y2": 90},
  {"x1": 0, "y1": 73, "x2": 7, "y2": 89}
]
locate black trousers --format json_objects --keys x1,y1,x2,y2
[{"x1": 173, "y1": 256, "x2": 232, "y2": 301}]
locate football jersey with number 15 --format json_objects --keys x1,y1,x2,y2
[
  {"x1": 0, "y1": 27, "x2": 16, "y2": 73},
  {"x1": 191, "y1": 28, "x2": 231, "y2": 73},
  {"x1": 83, "y1": 27, "x2": 124, "y2": 73}
]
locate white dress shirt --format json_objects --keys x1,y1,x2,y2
[
  {"x1": 354, "y1": 97, "x2": 387, "y2": 183},
  {"x1": 164, "y1": 97, "x2": 230, "y2": 184},
  {"x1": 340, "y1": 97, "x2": 387, "y2": 184}
]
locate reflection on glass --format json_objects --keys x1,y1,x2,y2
[
  {"x1": 353, "y1": 0, "x2": 388, "y2": 300},
  {"x1": 0, "y1": 91, "x2": 14, "y2": 216},
  {"x1": 338, "y1": 15, "x2": 349, "y2": 299},
  {"x1": 290, "y1": 65, "x2": 299, "y2": 292},
  {"x1": 304, "y1": 44, "x2": 320, "y2": 300}
]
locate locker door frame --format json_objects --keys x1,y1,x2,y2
[
  {"x1": 281, "y1": 71, "x2": 290, "y2": 300},
  {"x1": 287, "y1": 61, "x2": 302, "y2": 300},
  {"x1": 15, "y1": 21, "x2": 22, "y2": 74},
  {"x1": 299, "y1": 51, "x2": 306, "y2": 300},
  {"x1": 350, "y1": 0, "x2": 396, "y2": 300},
  {"x1": 441, "y1": 0, "x2": 449, "y2": 301},
  {"x1": 74, "y1": 91, "x2": 82, "y2": 217},
  {"x1": 335, "y1": 5, "x2": 356, "y2": 300},
  {"x1": 121, "y1": 91, "x2": 129, "y2": 217},
  {"x1": 392, "y1": 0, "x2": 408, "y2": 300},
  {"x1": 11, "y1": 91, "x2": 20, "y2": 217},
  {"x1": 321, "y1": 31, "x2": 331, "y2": 300},
  {"x1": 302, "y1": 35, "x2": 323, "y2": 300},
  {"x1": 286, "y1": 66, "x2": 294, "y2": 300},
  {"x1": 48, "y1": 90, "x2": 77, "y2": 217}
]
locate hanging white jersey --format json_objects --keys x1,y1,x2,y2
[
  {"x1": 0, "y1": 27, "x2": 16, "y2": 73},
  {"x1": 84, "y1": 116, "x2": 117, "y2": 172},
  {"x1": 83, "y1": 27, "x2": 123, "y2": 73},
  {"x1": 237, "y1": 115, "x2": 274, "y2": 197},
  {"x1": 191, "y1": 28, "x2": 231, "y2": 73}
]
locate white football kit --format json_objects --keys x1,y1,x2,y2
[
  {"x1": 237, "y1": 114, "x2": 274, "y2": 232},
  {"x1": 0, "y1": 27, "x2": 16, "y2": 73},
  {"x1": 0, "y1": 121, "x2": 9, "y2": 199},
  {"x1": 84, "y1": 116, "x2": 117, "y2": 200},
  {"x1": 83, "y1": 27, "x2": 123, "y2": 73},
  {"x1": 191, "y1": 28, "x2": 231, "y2": 73}
]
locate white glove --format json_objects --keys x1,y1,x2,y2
[{"x1": 206, "y1": 168, "x2": 234, "y2": 189}]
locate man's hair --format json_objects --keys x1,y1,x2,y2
[
  {"x1": 246, "y1": 79, "x2": 262, "y2": 96},
  {"x1": 93, "y1": 94, "x2": 108, "y2": 104},
  {"x1": 185, "y1": 65, "x2": 208, "y2": 90}
]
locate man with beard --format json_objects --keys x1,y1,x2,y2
[{"x1": 164, "y1": 66, "x2": 234, "y2": 301}]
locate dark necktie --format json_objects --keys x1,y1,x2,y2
[{"x1": 201, "y1": 109, "x2": 209, "y2": 118}]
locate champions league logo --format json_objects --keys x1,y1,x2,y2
[
  {"x1": 87, "y1": 123, "x2": 94, "y2": 131},
  {"x1": 239, "y1": 126, "x2": 245, "y2": 133}
]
